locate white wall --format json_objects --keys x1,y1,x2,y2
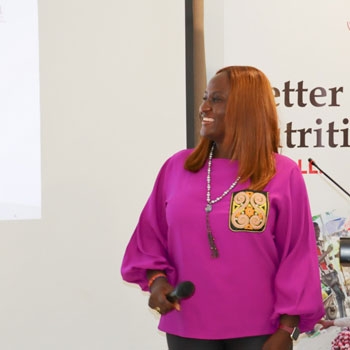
[{"x1": 0, "y1": 1, "x2": 186, "y2": 349}]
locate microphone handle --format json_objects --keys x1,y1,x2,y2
[
  {"x1": 310, "y1": 160, "x2": 350, "y2": 198},
  {"x1": 166, "y1": 292, "x2": 177, "y2": 303}
]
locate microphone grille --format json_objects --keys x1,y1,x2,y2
[{"x1": 176, "y1": 281, "x2": 195, "y2": 298}]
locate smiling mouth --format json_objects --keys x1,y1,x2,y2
[{"x1": 200, "y1": 113, "x2": 214, "y2": 122}]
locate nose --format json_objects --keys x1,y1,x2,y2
[{"x1": 199, "y1": 99, "x2": 211, "y2": 114}]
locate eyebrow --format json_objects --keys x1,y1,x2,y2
[{"x1": 204, "y1": 90, "x2": 225, "y2": 95}]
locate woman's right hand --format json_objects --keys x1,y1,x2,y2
[{"x1": 148, "y1": 278, "x2": 181, "y2": 315}]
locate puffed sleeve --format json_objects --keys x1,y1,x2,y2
[
  {"x1": 271, "y1": 165, "x2": 324, "y2": 332},
  {"x1": 120, "y1": 159, "x2": 176, "y2": 291}
]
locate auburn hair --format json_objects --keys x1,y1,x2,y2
[{"x1": 184, "y1": 66, "x2": 280, "y2": 191}]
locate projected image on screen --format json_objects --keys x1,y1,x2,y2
[{"x1": 0, "y1": 0, "x2": 41, "y2": 220}]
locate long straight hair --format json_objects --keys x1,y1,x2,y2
[{"x1": 184, "y1": 66, "x2": 280, "y2": 191}]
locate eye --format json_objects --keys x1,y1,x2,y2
[
  {"x1": 211, "y1": 97, "x2": 222, "y2": 103},
  {"x1": 210, "y1": 95, "x2": 225, "y2": 104},
  {"x1": 202, "y1": 93, "x2": 225, "y2": 103}
]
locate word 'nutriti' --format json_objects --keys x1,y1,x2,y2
[{"x1": 285, "y1": 118, "x2": 349, "y2": 148}]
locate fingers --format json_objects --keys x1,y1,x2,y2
[
  {"x1": 151, "y1": 302, "x2": 180, "y2": 315},
  {"x1": 149, "y1": 297, "x2": 181, "y2": 314}
]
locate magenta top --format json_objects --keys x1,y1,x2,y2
[{"x1": 121, "y1": 149, "x2": 324, "y2": 339}]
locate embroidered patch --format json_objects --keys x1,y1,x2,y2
[{"x1": 229, "y1": 190, "x2": 269, "y2": 232}]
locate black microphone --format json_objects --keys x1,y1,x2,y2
[
  {"x1": 307, "y1": 158, "x2": 315, "y2": 166},
  {"x1": 166, "y1": 281, "x2": 195, "y2": 303},
  {"x1": 308, "y1": 158, "x2": 350, "y2": 198}
]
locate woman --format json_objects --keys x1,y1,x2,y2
[{"x1": 121, "y1": 66, "x2": 324, "y2": 350}]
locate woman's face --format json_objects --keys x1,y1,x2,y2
[{"x1": 199, "y1": 72, "x2": 230, "y2": 145}]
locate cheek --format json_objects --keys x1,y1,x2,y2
[
  {"x1": 216, "y1": 112, "x2": 227, "y2": 127},
  {"x1": 215, "y1": 106, "x2": 226, "y2": 117}
]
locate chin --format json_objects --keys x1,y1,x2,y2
[{"x1": 200, "y1": 128, "x2": 211, "y2": 138}]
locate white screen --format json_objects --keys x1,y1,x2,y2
[{"x1": 0, "y1": 0, "x2": 41, "y2": 220}]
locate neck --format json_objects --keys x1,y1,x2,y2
[{"x1": 211, "y1": 143, "x2": 232, "y2": 159}]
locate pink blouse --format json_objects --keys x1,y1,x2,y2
[{"x1": 121, "y1": 149, "x2": 324, "y2": 339}]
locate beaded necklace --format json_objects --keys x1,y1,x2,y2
[{"x1": 205, "y1": 143, "x2": 240, "y2": 257}]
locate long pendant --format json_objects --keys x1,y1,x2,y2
[
  {"x1": 206, "y1": 210, "x2": 218, "y2": 258},
  {"x1": 205, "y1": 203, "x2": 212, "y2": 213},
  {"x1": 208, "y1": 232, "x2": 219, "y2": 258},
  {"x1": 205, "y1": 143, "x2": 240, "y2": 258}
]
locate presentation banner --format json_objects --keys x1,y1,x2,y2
[{"x1": 205, "y1": 1, "x2": 350, "y2": 347}]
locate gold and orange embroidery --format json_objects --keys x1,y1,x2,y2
[{"x1": 229, "y1": 190, "x2": 269, "y2": 232}]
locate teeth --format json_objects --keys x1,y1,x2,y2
[{"x1": 203, "y1": 117, "x2": 214, "y2": 122}]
